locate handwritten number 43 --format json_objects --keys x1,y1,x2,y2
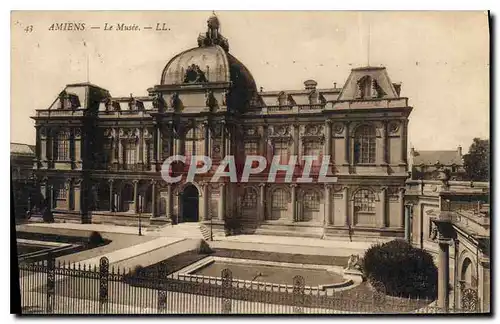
[{"x1": 24, "y1": 25, "x2": 33, "y2": 33}]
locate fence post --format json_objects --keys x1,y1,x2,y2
[
  {"x1": 221, "y1": 269, "x2": 232, "y2": 314},
  {"x1": 157, "y1": 262, "x2": 167, "y2": 314},
  {"x1": 293, "y1": 275, "x2": 305, "y2": 314},
  {"x1": 46, "y1": 254, "x2": 55, "y2": 314},
  {"x1": 369, "y1": 279, "x2": 386, "y2": 313},
  {"x1": 99, "y1": 257, "x2": 109, "y2": 314}
]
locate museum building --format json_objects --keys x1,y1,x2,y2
[{"x1": 31, "y1": 14, "x2": 413, "y2": 239}]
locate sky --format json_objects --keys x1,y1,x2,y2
[{"x1": 11, "y1": 11, "x2": 489, "y2": 151}]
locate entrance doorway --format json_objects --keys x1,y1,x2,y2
[{"x1": 182, "y1": 184, "x2": 199, "y2": 222}]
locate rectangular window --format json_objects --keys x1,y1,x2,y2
[
  {"x1": 244, "y1": 141, "x2": 258, "y2": 155},
  {"x1": 274, "y1": 140, "x2": 289, "y2": 164},
  {"x1": 103, "y1": 141, "x2": 112, "y2": 165},
  {"x1": 303, "y1": 141, "x2": 322, "y2": 167},
  {"x1": 55, "y1": 184, "x2": 67, "y2": 200},
  {"x1": 125, "y1": 142, "x2": 137, "y2": 165},
  {"x1": 56, "y1": 132, "x2": 70, "y2": 161}
]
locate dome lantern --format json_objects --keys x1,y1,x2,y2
[{"x1": 197, "y1": 12, "x2": 229, "y2": 52}]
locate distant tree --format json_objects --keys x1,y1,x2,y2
[{"x1": 463, "y1": 138, "x2": 490, "y2": 181}]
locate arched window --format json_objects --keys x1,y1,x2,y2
[
  {"x1": 303, "y1": 190, "x2": 320, "y2": 211},
  {"x1": 271, "y1": 188, "x2": 288, "y2": 210},
  {"x1": 184, "y1": 127, "x2": 204, "y2": 161},
  {"x1": 242, "y1": 188, "x2": 257, "y2": 209},
  {"x1": 354, "y1": 189, "x2": 376, "y2": 213},
  {"x1": 354, "y1": 125, "x2": 376, "y2": 164}
]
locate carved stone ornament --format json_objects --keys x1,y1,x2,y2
[
  {"x1": 332, "y1": 123, "x2": 344, "y2": 134},
  {"x1": 269, "y1": 125, "x2": 289, "y2": 137},
  {"x1": 183, "y1": 64, "x2": 208, "y2": 83},
  {"x1": 388, "y1": 121, "x2": 400, "y2": 134}
]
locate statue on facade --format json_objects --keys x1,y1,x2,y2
[
  {"x1": 345, "y1": 254, "x2": 361, "y2": 271},
  {"x1": 152, "y1": 92, "x2": 165, "y2": 112}
]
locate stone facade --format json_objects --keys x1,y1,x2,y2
[
  {"x1": 31, "y1": 15, "x2": 412, "y2": 239},
  {"x1": 405, "y1": 180, "x2": 490, "y2": 312}
]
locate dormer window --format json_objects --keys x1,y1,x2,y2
[
  {"x1": 278, "y1": 92, "x2": 287, "y2": 106},
  {"x1": 355, "y1": 76, "x2": 386, "y2": 99},
  {"x1": 309, "y1": 91, "x2": 319, "y2": 105}
]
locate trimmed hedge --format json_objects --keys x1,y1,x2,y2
[
  {"x1": 362, "y1": 239, "x2": 437, "y2": 299},
  {"x1": 88, "y1": 231, "x2": 105, "y2": 247}
]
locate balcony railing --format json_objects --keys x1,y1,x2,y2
[
  {"x1": 262, "y1": 104, "x2": 324, "y2": 114},
  {"x1": 36, "y1": 109, "x2": 85, "y2": 117}
]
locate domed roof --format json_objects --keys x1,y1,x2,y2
[
  {"x1": 159, "y1": 15, "x2": 258, "y2": 110},
  {"x1": 160, "y1": 45, "x2": 231, "y2": 84}
]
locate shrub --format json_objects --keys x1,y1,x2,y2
[
  {"x1": 362, "y1": 239, "x2": 438, "y2": 299},
  {"x1": 197, "y1": 239, "x2": 214, "y2": 255},
  {"x1": 224, "y1": 217, "x2": 242, "y2": 235},
  {"x1": 88, "y1": 231, "x2": 105, "y2": 246}
]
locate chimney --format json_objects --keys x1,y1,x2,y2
[
  {"x1": 458, "y1": 145, "x2": 462, "y2": 157},
  {"x1": 260, "y1": 86, "x2": 264, "y2": 93},
  {"x1": 334, "y1": 82, "x2": 337, "y2": 88},
  {"x1": 304, "y1": 80, "x2": 318, "y2": 91},
  {"x1": 393, "y1": 83, "x2": 401, "y2": 96}
]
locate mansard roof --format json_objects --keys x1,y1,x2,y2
[
  {"x1": 337, "y1": 66, "x2": 400, "y2": 101},
  {"x1": 11, "y1": 143, "x2": 35, "y2": 156},
  {"x1": 412, "y1": 150, "x2": 463, "y2": 166}
]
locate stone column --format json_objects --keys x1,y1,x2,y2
[
  {"x1": 291, "y1": 184, "x2": 297, "y2": 222},
  {"x1": 39, "y1": 127, "x2": 47, "y2": 161},
  {"x1": 379, "y1": 187, "x2": 387, "y2": 227},
  {"x1": 259, "y1": 183, "x2": 266, "y2": 221},
  {"x1": 438, "y1": 238, "x2": 450, "y2": 311},
  {"x1": 226, "y1": 124, "x2": 232, "y2": 155},
  {"x1": 48, "y1": 183, "x2": 54, "y2": 210},
  {"x1": 151, "y1": 180, "x2": 157, "y2": 217},
  {"x1": 404, "y1": 204, "x2": 412, "y2": 242},
  {"x1": 152, "y1": 125, "x2": 158, "y2": 166},
  {"x1": 221, "y1": 122, "x2": 227, "y2": 158},
  {"x1": 118, "y1": 138, "x2": 124, "y2": 165},
  {"x1": 157, "y1": 125, "x2": 163, "y2": 162},
  {"x1": 166, "y1": 184, "x2": 172, "y2": 219},
  {"x1": 204, "y1": 121, "x2": 211, "y2": 158},
  {"x1": 112, "y1": 129, "x2": 118, "y2": 164},
  {"x1": 383, "y1": 121, "x2": 388, "y2": 164},
  {"x1": 133, "y1": 180, "x2": 139, "y2": 213},
  {"x1": 218, "y1": 183, "x2": 226, "y2": 221},
  {"x1": 324, "y1": 120, "x2": 332, "y2": 160},
  {"x1": 73, "y1": 180, "x2": 81, "y2": 212},
  {"x1": 138, "y1": 128, "x2": 144, "y2": 165},
  {"x1": 324, "y1": 184, "x2": 332, "y2": 225},
  {"x1": 290, "y1": 124, "x2": 296, "y2": 156},
  {"x1": 399, "y1": 188, "x2": 406, "y2": 229},
  {"x1": 65, "y1": 180, "x2": 71, "y2": 211},
  {"x1": 344, "y1": 122, "x2": 350, "y2": 165},
  {"x1": 343, "y1": 186, "x2": 349, "y2": 226},
  {"x1": 176, "y1": 127, "x2": 183, "y2": 156},
  {"x1": 202, "y1": 182, "x2": 209, "y2": 221},
  {"x1": 74, "y1": 129, "x2": 82, "y2": 164},
  {"x1": 108, "y1": 180, "x2": 114, "y2": 212},
  {"x1": 400, "y1": 120, "x2": 407, "y2": 164}
]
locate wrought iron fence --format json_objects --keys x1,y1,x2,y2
[{"x1": 18, "y1": 256, "x2": 476, "y2": 315}]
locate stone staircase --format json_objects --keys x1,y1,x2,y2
[
  {"x1": 151, "y1": 222, "x2": 204, "y2": 239},
  {"x1": 199, "y1": 224, "x2": 212, "y2": 241}
]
